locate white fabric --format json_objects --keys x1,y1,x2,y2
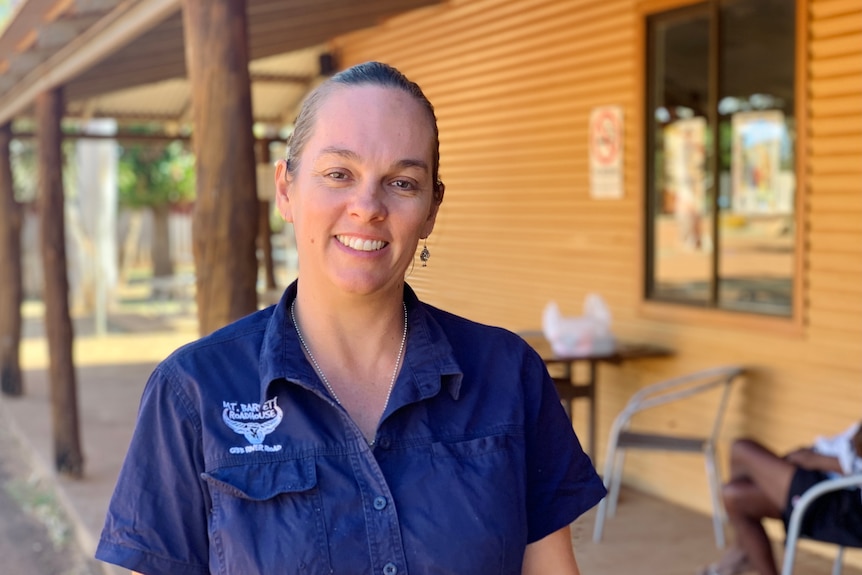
[{"x1": 813, "y1": 422, "x2": 862, "y2": 478}]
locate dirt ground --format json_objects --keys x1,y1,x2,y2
[{"x1": 0, "y1": 413, "x2": 102, "y2": 575}]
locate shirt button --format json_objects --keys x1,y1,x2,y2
[
  {"x1": 373, "y1": 496, "x2": 388, "y2": 510},
  {"x1": 383, "y1": 563, "x2": 398, "y2": 575},
  {"x1": 378, "y1": 437, "x2": 391, "y2": 449}
]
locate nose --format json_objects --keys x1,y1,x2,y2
[{"x1": 348, "y1": 179, "x2": 387, "y2": 222}]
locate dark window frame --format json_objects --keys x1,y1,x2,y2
[{"x1": 643, "y1": 0, "x2": 799, "y2": 319}]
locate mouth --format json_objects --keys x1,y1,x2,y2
[{"x1": 335, "y1": 235, "x2": 388, "y2": 252}]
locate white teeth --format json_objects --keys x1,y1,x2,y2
[{"x1": 336, "y1": 235, "x2": 387, "y2": 252}]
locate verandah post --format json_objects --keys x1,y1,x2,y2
[
  {"x1": 182, "y1": 0, "x2": 259, "y2": 336},
  {"x1": 36, "y1": 88, "x2": 84, "y2": 478}
]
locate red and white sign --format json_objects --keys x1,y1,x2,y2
[{"x1": 589, "y1": 106, "x2": 624, "y2": 199}]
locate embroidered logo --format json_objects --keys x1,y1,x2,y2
[{"x1": 222, "y1": 398, "x2": 283, "y2": 454}]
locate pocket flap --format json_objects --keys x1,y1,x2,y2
[
  {"x1": 431, "y1": 433, "x2": 512, "y2": 459},
  {"x1": 201, "y1": 458, "x2": 317, "y2": 500}
]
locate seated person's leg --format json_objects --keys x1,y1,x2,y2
[
  {"x1": 700, "y1": 439, "x2": 797, "y2": 575},
  {"x1": 729, "y1": 439, "x2": 796, "y2": 511}
]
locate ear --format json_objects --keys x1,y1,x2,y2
[
  {"x1": 420, "y1": 181, "x2": 444, "y2": 239},
  {"x1": 420, "y1": 199, "x2": 441, "y2": 240},
  {"x1": 274, "y1": 159, "x2": 293, "y2": 223}
]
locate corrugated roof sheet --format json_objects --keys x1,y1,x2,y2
[{"x1": 0, "y1": 0, "x2": 443, "y2": 126}]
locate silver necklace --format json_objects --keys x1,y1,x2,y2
[{"x1": 291, "y1": 299, "x2": 408, "y2": 417}]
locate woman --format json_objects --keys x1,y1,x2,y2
[
  {"x1": 96, "y1": 61, "x2": 605, "y2": 575},
  {"x1": 699, "y1": 422, "x2": 862, "y2": 575}
]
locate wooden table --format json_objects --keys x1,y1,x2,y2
[{"x1": 522, "y1": 334, "x2": 673, "y2": 459}]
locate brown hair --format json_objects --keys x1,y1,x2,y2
[{"x1": 286, "y1": 61, "x2": 444, "y2": 204}]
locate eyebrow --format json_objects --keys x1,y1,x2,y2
[
  {"x1": 319, "y1": 146, "x2": 361, "y2": 162},
  {"x1": 395, "y1": 158, "x2": 430, "y2": 173},
  {"x1": 318, "y1": 146, "x2": 429, "y2": 173}
]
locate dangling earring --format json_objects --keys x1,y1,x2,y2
[{"x1": 420, "y1": 240, "x2": 430, "y2": 267}]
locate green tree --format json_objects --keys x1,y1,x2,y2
[{"x1": 117, "y1": 139, "x2": 195, "y2": 279}]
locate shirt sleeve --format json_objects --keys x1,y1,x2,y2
[
  {"x1": 521, "y1": 347, "x2": 607, "y2": 543},
  {"x1": 813, "y1": 422, "x2": 862, "y2": 476},
  {"x1": 95, "y1": 362, "x2": 210, "y2": 575}
]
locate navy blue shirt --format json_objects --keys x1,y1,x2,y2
[{"x1": 96, "y1": 282, "x2": 605, "y2": 575}]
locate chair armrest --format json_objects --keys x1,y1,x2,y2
[
  {"x1": 782, "y1": 473, "x2": 862, "y2": 575},
  {"x1": 789, "y1": 474, "x2": 862, "y2": 517},
  {"x1": 619, "y1": 366, "x2": 743, "y2": 419}
]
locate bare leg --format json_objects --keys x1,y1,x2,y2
[
  {"x1": 721, "y1": 439, "x2": 798, "y2": 575},
  {"x1": 728, "y1": 439, "x2": 796, "y2": 511},
  {"x1": 723, "y1": 478, "x2": 782, "y2": 575}
]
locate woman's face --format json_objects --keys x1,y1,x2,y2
[{"x1": 275, "y1": 85, "x2": 440, "y2": 298}]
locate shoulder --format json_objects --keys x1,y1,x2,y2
[
  {"x1": 421, "y1": 300, "x2": 527, "y2": 344},
  {"x1": 417, "y1": 300, "x2": 542, "y2": 372},
  {"x1": 149, "y1": 306, "x2": 276, "y2": 399},
  {"x1": 167, "y1": 306, "x2": 274, "y2": 365}
]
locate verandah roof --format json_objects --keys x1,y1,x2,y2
[{"x1": 0, "y1": 0, "x2": 443, "y2": 128}]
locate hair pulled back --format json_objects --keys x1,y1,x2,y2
[{"x1": 286, "y1": 61, "x2": 444, "y2": 203}]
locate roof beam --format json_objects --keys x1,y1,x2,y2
[
  {"x1": 71, "y1": 0, "x2": 122, "y2": 14},
  {"x1": 0, "y1": 0, "x2": 181, "y2": 125},
  {"x1": 36, "y1": 17, "x2": 102, "y2": 49},
  {"x1": 46, "y1": 0, "x2": 119, "y2": 19},
  {"x1": 248, "y1": 72, "x2": 314, "y2": 85},
  {"x1": 13, "y1": 128, "x2": 189, "y2": 141},
  {"x1": 8, "y1": 51, "x2": 50, "y2": 75},
  {"x1": 44, "y1": 0, "x2": 77, "y2": 21},
  {"x1": 0, "y1": 0, "x2": 61, "y2": 56}
]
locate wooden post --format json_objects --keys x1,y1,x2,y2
[
  {"x1": 182, "y1": 0, "x2": 259, "y2": 335},
  {"x1": 0, "y1": 122, "x2": 24, "y2": 396},
  {"x1": 36, "y1": 88, "x2": 84, "y2": 478},
  {"x1": 257, "y1": 140, "x2": 276, "y2": 291}
]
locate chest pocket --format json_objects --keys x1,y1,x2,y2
[
  {"x1": 418, "y1": 433, "x2": 525, "y2": 574},
  {"x1": 202, "y1": 457, "x2": 331, "y2": 575}
]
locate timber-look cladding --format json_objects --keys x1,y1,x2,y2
[{"x1": 332, "y1": 0, "x2": 862, "y2": 516}]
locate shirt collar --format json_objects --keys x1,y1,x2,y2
[{"x1": 259, "y1": 281, "x2": 463, "y2": 403}]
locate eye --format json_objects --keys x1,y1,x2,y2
[
  {"x1": 391, "y1": 178, "x2": 418, "y2": 191},
  {"x1": 320, "y1": 169, "x2": 355, "y2": 186},
  {"x1": 325, "y1": 170, "x2": 349, "y2": 181}
]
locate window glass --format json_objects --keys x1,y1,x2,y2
[
  {"x1": 648, "y1": 8, "x2": 713, "y2": 305},
  {"x1": 717, "y1": 0, "x2": 796, "y2": 315},
  {"x1": 646, "y1": 0, "x2": 795, "y2": 317}
]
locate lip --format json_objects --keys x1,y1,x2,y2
[{"x1": 335, "y1": 234, "x2": 390, "y2": 253}]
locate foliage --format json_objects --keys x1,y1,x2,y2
[
  {"x1": 9, "y1": 138, "x2": 36, "y2": 203},
  {"x1": 9, "y1": 137, "x2": 77, "y2": 204},
  {"x1": 118, "y1": 139, "x2": 195, "y2": 208}
]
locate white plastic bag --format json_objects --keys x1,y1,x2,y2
[{"x1": 541, "y1": 294, "x2": 615, "y2": 357}]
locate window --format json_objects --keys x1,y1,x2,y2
[{"x1": 645, "y1": 0, "x2": 796, "y2": 317}]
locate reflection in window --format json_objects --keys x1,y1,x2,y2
[{"x1": 646, "y1": 0, "x2": 796, "y2": 317}]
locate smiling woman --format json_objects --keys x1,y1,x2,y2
[
  {"x1": 95, "y1": 61, "x2": 605, "y2": 575},
  {"x1": 276, "y1": 83, "x2": 439, "y2": 305}
]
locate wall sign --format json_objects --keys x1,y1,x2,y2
[{"x1": 589, "y1": 105, "x2": 624, "y2": 199}]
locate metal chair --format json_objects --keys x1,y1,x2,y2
[
  {"x1": 781, "y1": 473, "x2": 862, "y2": 575},
  {"x1": 592, "y1": 365, "x2": 745, "y2": 548}
]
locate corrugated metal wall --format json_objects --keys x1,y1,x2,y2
[
  {"x1": 333, "y1": 0, "x2": 862, "y2": 515},
  {"x1": 807, "y1": 0, "x2": 862, "y2": 395}
]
